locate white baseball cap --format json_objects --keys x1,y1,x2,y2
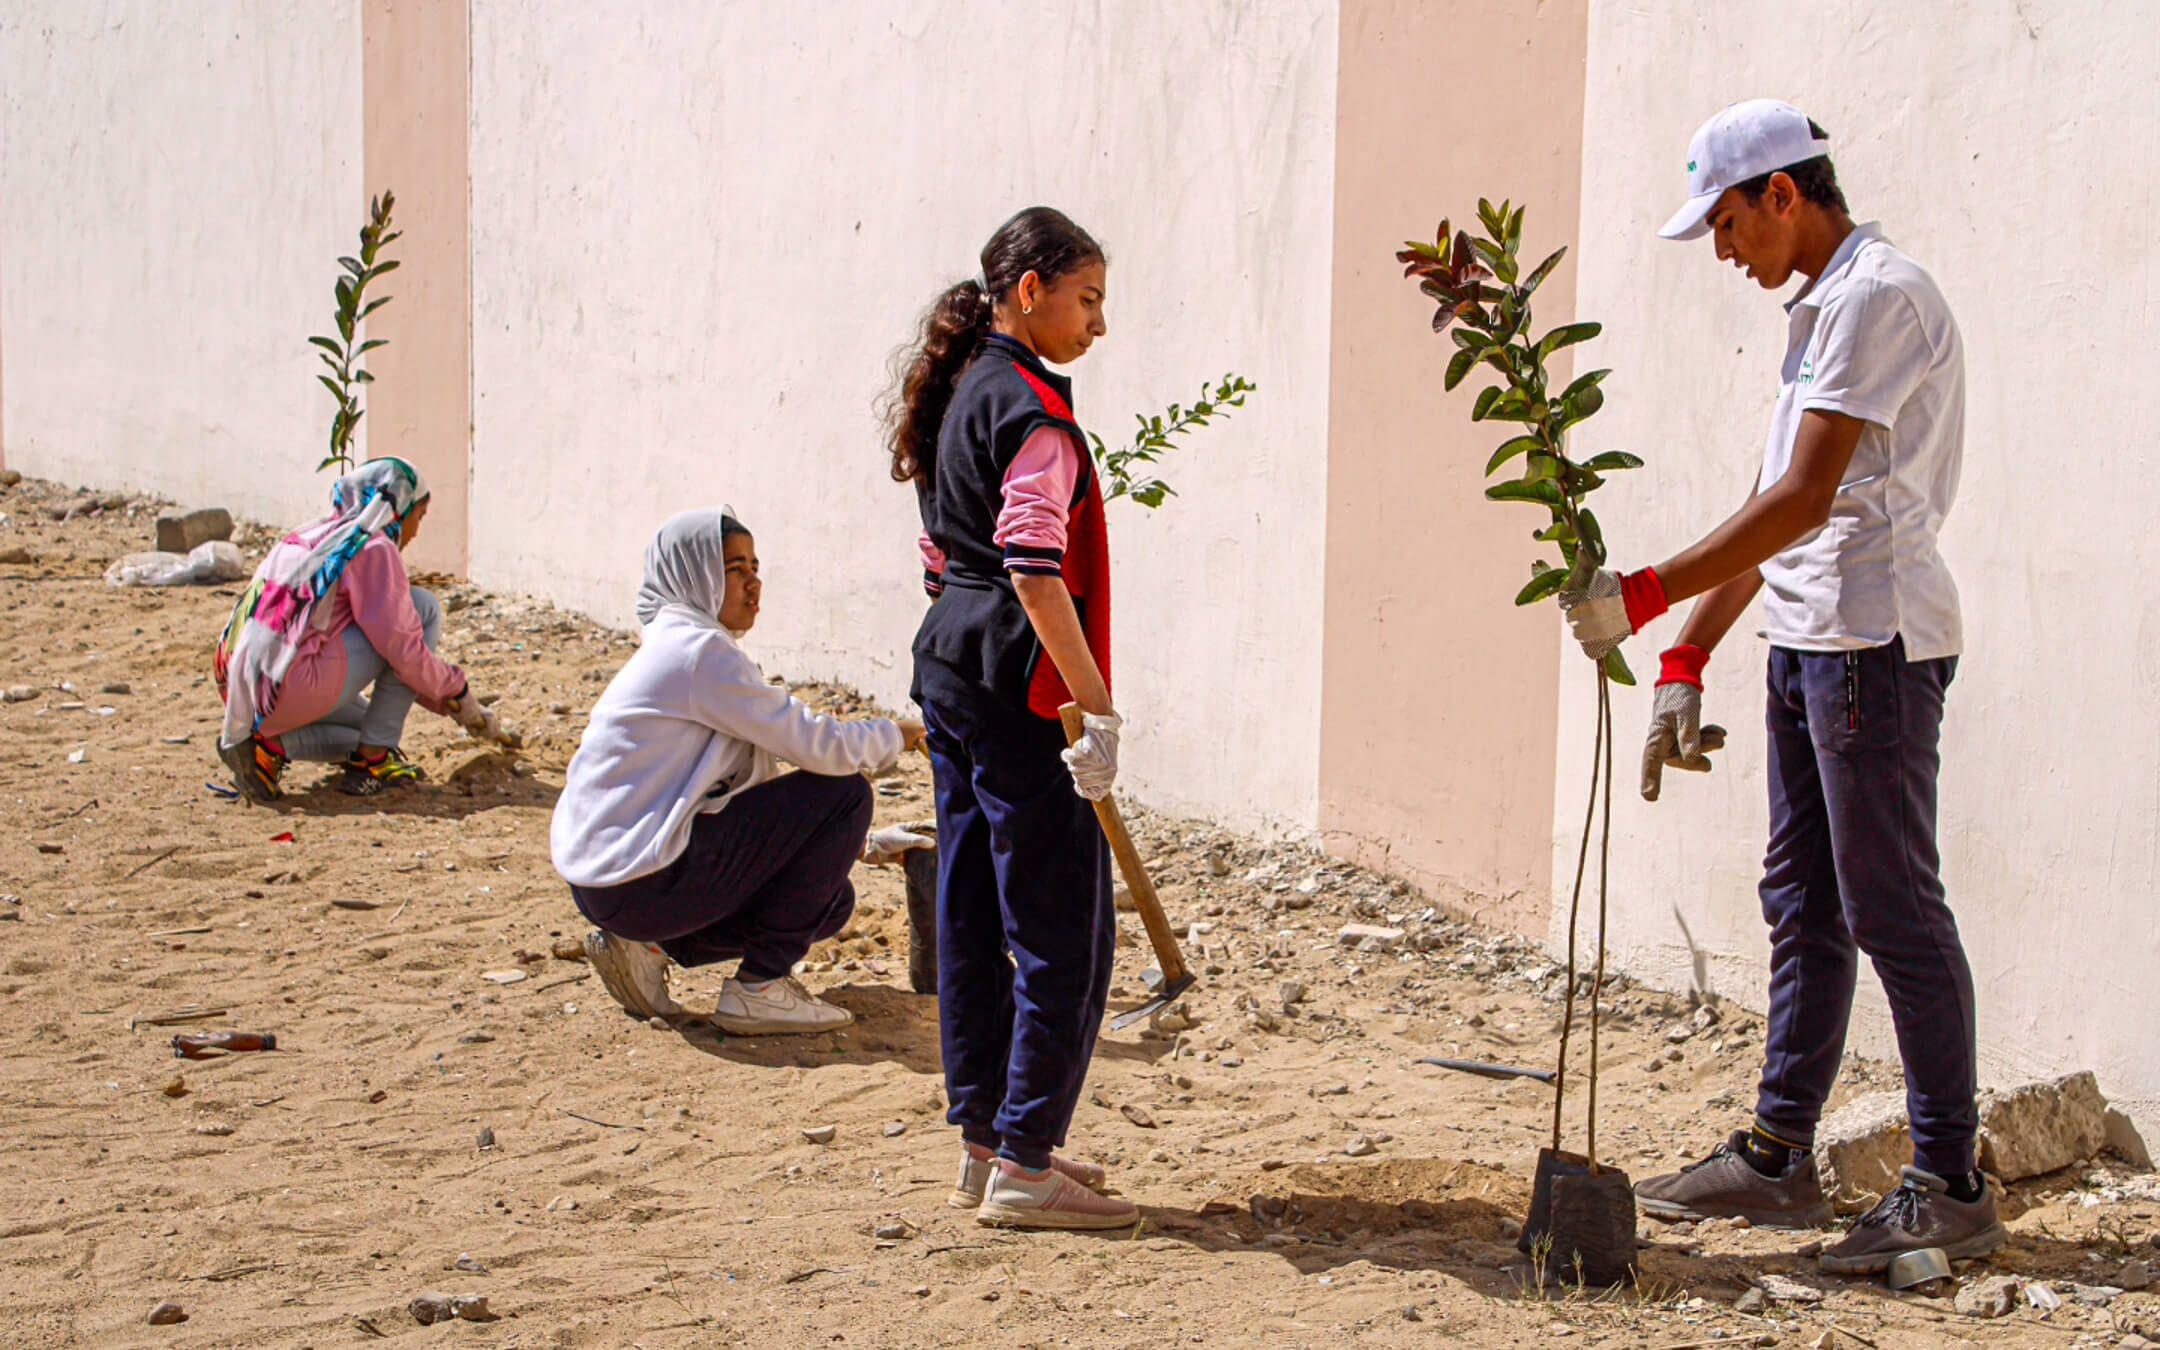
[{"x1": 1659, "y1": 99, "x2": 1832, "y2": 241}]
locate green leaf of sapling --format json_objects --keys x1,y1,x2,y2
[
  {"x1": 1560, "y1": 369, "x2": 1610, "y2": 403},
  {"x1": 1537, "y1": 321, "x2": 1601, "y2": 360},
  {"x1": 1515, "y1": 566, "x2": 1568, "y2": 606},
  {"x1": 1486, "y1": 434, "x2": 1541, "y2": 473}
]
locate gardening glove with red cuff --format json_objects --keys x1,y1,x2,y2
[
  {"x1": 1641, "y1": 644, "x2": 1727, "y2": 802},
  {"x1": 1556, "y1": 566, "x2": 1671, "y2": 661}
]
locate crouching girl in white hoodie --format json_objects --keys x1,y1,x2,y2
[{"x1": 550, "y1": 508, "x2": 925, "y2": 1034}]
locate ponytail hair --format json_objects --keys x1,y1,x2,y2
[{"x1": 885, "y1": 206, "x2": 1104, "y2": 484}]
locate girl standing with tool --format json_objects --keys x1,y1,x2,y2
[{"x1": 887, "y1": 207, "x2": 1135, "y2": 1230}]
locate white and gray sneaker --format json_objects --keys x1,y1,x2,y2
[
  {"x1": 712, "y1": 975, "x2": 854, "y2": 1035},
  {"x1": 584, "y1": 930, "x2": 682, "y2": 1019}
]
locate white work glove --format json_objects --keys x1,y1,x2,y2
[
  {"x1": 1641, "y1": 645, "x2": 1724, "y2": 802},
  {"x1": 448, "y1": 690, "x2": 517, "y2": 747},
  {"x1": 1555, "y1": 567, "x2": 1632, "y2": 661},
  {"x1": 1059, "y1": 711, "x2": 1123, "y2": 801},
  {"x1": 861, "y1": 824, "x2": 935, "y2": 866}
]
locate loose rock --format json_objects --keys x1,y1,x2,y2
[
  {"x1": 1734, "y1": 1287, "x2": 1767, "y2": 1315},
  {"x1": 147, "y1": 1301, "x2": 187, "y2": 1325},
  {"x1": 155, "y1": 507, "x2": 234, "y2": 554},
  {"x1": 1758, "y1": 1273, "x2": 1826, "y2": 1304},
  {"x1": 1954, "y1": 1274, "x2": 2018, "y2": 1319},
  {"x1": 1121, "y1": 1104, "x2": 1159, "y2": 1129},
  {"x1": 802, "y1": 1124, "x2": 837, "y2": 1144},
  {"x1": 409, "y1": 1292, "x2": 495, "y2": 1324},
  {"x1": 476, "y1": 1126, "x2": 496, "y2": 1151},
  {"x1": 883, "y1": 1122, "x2": 907, "y2": 1137},
  {"x1": 1344, "y1": 1134, "x2": 1378, "y2": 1158},
  {"x1": 1337, "y1": 924, "x2": 1404, "y2": 951}
]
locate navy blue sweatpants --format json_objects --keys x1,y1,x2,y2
[
  {"x1": 569, "y1": 770, "x2": 872, "y2": 983},
  {"x1": 1754, "y1": 638, "x2": 1978, "y2": 1177},
  {"x1": 920, "y1": 680, "x2": 1114, "y2": 1171}
]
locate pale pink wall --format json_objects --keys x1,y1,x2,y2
[
  {"x1": 1, "y1": 219, "x2": 7, "y2": 473},
  {"x1": 362, "y1": 0, "x2": 471, "y2": 575},
  {"x1": 1319, "y1": 0, "x2": 1588, "y2": 935}
]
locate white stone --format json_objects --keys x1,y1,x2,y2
[{"x1": 1337, "y1": 924, "x2": 1403, "y2": 950}]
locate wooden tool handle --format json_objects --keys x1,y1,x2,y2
[{"x1": 1058, "y1": 704, "x2": 1189, "y2": 984}]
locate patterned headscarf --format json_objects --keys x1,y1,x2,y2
[{"x1": 217, "y1": 457, "x2": 430, "y2": 747}]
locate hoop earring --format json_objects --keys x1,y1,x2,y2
[{"x1": 1022, "y1": 304, "x2": 1033, "y2": 315}]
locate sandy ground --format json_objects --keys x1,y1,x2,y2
[{"x1": 3, "y1": 473, "x2": 2157, "y2": 1349}]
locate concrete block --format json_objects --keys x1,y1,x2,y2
[
  {"x1": 155, "y1": 506, "x2": 232, "y2": 553},
  {"x1": 1979, "y1": 1071, "x2": 2110, "y2": 1181},
  {"x1": 1814, "y1": 1090, "x2": 1910, "y2": 1211},
  {"x1": 2105, "y1": 1107, "x2": 2153, "y2": 1169}
]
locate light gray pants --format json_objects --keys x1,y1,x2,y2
[{"x1": 280, "y1": 586, "x2": 443, "y2": 762}]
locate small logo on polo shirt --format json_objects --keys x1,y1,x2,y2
[
  {"x1": 1687, "y1": 160, "x2": 1697, "y2": 172},
  {"x1": 1798, "y1": 357, "x2": 1815, "y2": 385}
]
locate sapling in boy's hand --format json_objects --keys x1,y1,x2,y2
[{"x1": 1394, "y1": 199, "x2": 1642, "y2": 685}]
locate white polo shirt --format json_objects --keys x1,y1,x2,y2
[{"x1": 1757, "y1": 223, "x2": 1965, "y2": 661}]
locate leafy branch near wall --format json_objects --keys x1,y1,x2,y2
[
  {"x1": 311, "y1": 191, "x2": 400, "y2": 474},
  {"x1": 1088, "y1": 374, "x2": 1256, "y2": 509},
  {"x1": 1395, "y1": 198, "x2": 1639, "y2": 686}
]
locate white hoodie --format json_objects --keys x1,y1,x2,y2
[{"x1": 550, "y1": 509, "x2": 902, "y2": 888}]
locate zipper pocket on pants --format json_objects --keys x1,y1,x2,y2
[{"x1": 1844, "y1": 652, "x2": 1862, "y2": 732}]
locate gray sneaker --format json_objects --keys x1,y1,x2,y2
[
  {"x1": 1817, "y1": 1166, "x2": 2005, "y2": 1275},
  {"x1": 1635, "y1": 1131, "x2": 1835, "y2": 1229}
]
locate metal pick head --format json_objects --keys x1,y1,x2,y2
[
  {"x1": 1885, "y1": 1247, "x2": 1953, "y2": 1291},
  {"x1": 1140, "y1": 967, "x2": 1165, "y2": 992},
  {"x1": 1108, "y1": 970, "x2": 1197, "y2": 1032}
]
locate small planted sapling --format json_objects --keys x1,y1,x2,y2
[
  {"x1": 311, "y1": 191, "x2": 400, "y2": 474},
  {"x1": 1396, "y1": 199, "x2": 1641, "y2": 1286},
  {"x1": 1395, "y1": 199, "x2": 1642, "y2": 686},
  {"x1": 1088, "y1": 374, "x2": 1256, "y2": 509}
]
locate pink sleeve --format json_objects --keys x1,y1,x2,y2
[
  {"x1": 919, "y1": 530, "x2": 947, "y2": 597},
  {"x1": 993, "y1": 426, "x2": 1079, "y2": 576},
  {"x1": 343, "y1": 541, "x2": 468, "y2": 714}
]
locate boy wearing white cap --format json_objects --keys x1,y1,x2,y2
[{"x1": 1555, "y1": 99, "x2": 2001, "y2": 1273}]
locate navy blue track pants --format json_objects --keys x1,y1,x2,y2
[
  {"x1": 1753, "y1": 638, "x2": 1978, "y2": 1177},
  {"x1": 920, "y1": 679, "x2": 1113, "y2": 1170}
]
